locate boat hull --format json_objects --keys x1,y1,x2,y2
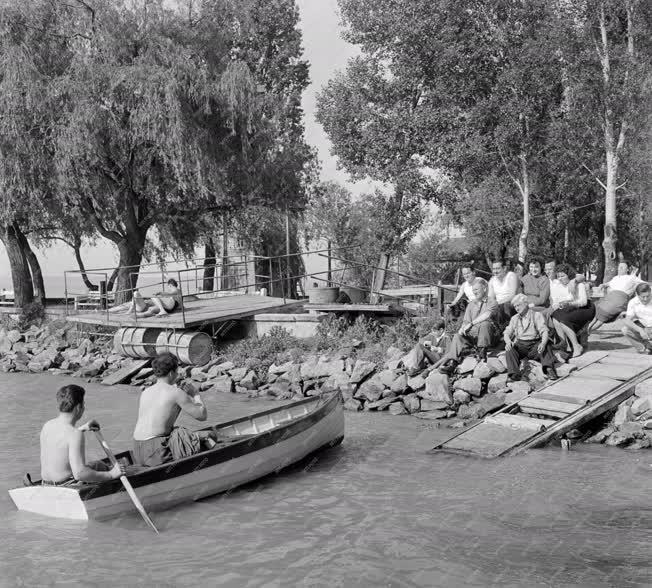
[{"x1": 9, "y1": 393, "x2": 344, "y2": 521}]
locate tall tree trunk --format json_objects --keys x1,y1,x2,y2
[
  {"x1": 114, "y1": 230, "x2": 148, "y2": 304},
  {"x1": 202, "y1": 237, "x2": 216, "y2": 292},
  {"x1": 595, "y1": 238, "x2": 605, "y2": 285},
  {"x1": 71, "y1": 238, "x2": 97, "y2": 291},
  {"x1": 563, "y1": 223, "x2": 570, "y2": 262},
  {"x1": 107, "y1": 267, "x2": 119, "y2": 292},
  {"x1": 2, "y1": 223, "x2": 34, "y2": 307},
  {"x1": 517, "y1": 154, "x2": 530, "y2": 264},
  {"x1": 602, "y1": 149, "x2": 619, "y2": 281},
  {"x1": 16, "y1": 225, "x2": 46, "y2": 306}
]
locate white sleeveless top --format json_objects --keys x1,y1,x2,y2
[
  {"x1": 489, "y1": 271, "x2": 518, "y2": 303},
  {"x1": 550, "y1": 279, "x2": 574, "y2": 306}
]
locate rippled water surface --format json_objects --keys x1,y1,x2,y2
[{"x1": 2, "y1": 373, "x2": 651, "y2": 587}]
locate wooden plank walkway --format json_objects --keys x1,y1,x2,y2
[
  {"x1": 431, "y1": 350, "x2": 652, "y2": 458},
  {"x1": 303, "y1": 303, "x2": 415, "y2": 316},
  {"x1": 66, "y1": 295, "x2": 302, "y2": 329}
]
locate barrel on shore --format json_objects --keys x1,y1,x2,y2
[
  {"x1": 113, "y1": 327, "x2": 161, "y2": 359},
  {"x1": 306, "y1": 287, "x2": 339, "y2": 304},
  {"x1": 155, "y1": 330, "x2": 213, "y2": 366}
]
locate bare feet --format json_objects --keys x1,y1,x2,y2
[{"x1": 572, "y1": 345, "x2": 583, "y2": 358}]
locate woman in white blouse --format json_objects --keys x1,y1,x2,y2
[
  {"x1": 550, "y1": 263, "x2": 595, "y2": 357},
  {"x1": 588, "y1": 261, "x2": 643, "y2": 334}
]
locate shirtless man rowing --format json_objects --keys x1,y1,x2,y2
[
  {"x1": 132, "y1": 352, "x2": 217, "y2": 467},
  {"x1": 39, "y1": 385, "x2": 123, "y2": 486}
]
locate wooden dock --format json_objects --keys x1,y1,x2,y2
[
  {"x1": 303, "y1": 302, "x2": 415, "y2": 316},
  {"x1": 431, "y1": 350, "x2": 652, "y2": 458},
  {"x1": 66, "y1": 294, "x2": 302, "y2": 329}
]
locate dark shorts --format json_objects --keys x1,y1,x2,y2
[{"x1": 132, "y1": 428, "x2": 202, "y2": 467}]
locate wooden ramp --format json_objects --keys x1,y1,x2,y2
[
  {"x1": 66, "y1": 294, "x2": 302, "y2": 329},
  {"x1": 431, "y1": 351, "x2": 652, "y2": 458}
]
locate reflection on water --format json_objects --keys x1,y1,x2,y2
[{"x1": 2, "y1": 373, "x2": 652, "y2": 587}]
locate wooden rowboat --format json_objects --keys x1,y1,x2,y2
[{"x1": 9, "y1": 392, "x2": 344, "y2": 521}]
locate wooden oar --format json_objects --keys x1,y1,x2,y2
[{"x1": 94, "y1": 431, "x2": 159, "y2": 534}]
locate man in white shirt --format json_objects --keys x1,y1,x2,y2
[
  {"x1": 446, "y1": 266, "x2": 476, "y2": 319},
  {"x1": 622, "y1": 283, "x2": 652, "y2": 354},
  {"x1": 488, "y1": 260, "x2": 520, "y2": 330}
]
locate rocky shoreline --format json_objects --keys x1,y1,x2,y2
[{"x1": 1, "y1": 321, "x2": 650, "y2": 449}]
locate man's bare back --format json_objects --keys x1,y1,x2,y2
[
  {"x1": 40, "y1": 418, "x2": 81, "y2": 483},
  {"x1": 133, "y1": 381, "x2": 188, "y2": 440}
]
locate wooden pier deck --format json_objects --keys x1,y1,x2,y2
[
  {"x1": 431, "y1": 350, "x2": 652, "y2": 458},
  {"x1": 65, "y1": 294, "x2": 302, "y2": 329}
]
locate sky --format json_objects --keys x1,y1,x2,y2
[{"x1": 0, "y1": 0, "x2": 366, "y2": 280}]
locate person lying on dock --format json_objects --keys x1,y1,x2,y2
[
  {"x1": 621, "y1": 283, "x2": 652, "y2": 354},
  {"x1": 132, "y1": 352, "x2": 218, "y2": 467},
  {"x1": 111, "y1": 279, "x2": 182, "y2": 318},
  {"x1": 38, "y1": 385, "x2": 124, "y2": 486},
  {"x1": 503, "y1": 294, "x2": 558, "y2": 382},
  {"x1": 439, "y1": 278, "x2": 498, "y2": 374}
]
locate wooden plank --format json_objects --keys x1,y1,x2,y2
[
  {"x1": 541, "y1": 376, "x2": 620, "y2": 399},
  {"x1": 101, "y1": 358, "x2": 151, "y2": 386},
  {"x1": 596, "y1": 354, "x2": 652, "y2": 368},
  {"x1": 507, "y1": 365, "x2": 652, "y2": 455},
  {"x1": 568, "y1": 351, "x2": 610, "y2": 370},
  {"x1": 441, "y1": 423, "x2": 536, "y2": 458},
  {"x1": 529, "y1": 392, "x2": 588, "y2": 406},
  {"x1": 484, "y1": 413, "x2": 556, "y2": 431},
  {"x1": 576, "y1": 363, "x2": 647, "y2": 382},
  {"x1": 518, "y1": 396, "x2": 577, "y2": 415},
  {"x1": 519, "y1": 406, "x2": 569, "y2": 419}
]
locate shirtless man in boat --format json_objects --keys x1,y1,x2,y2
[
  {"x1": 39, "y1": 384, "x2": 124, "y2": 486},
  {"x1": 132, "y1": 352, "x2": 217, "y2": 467}
]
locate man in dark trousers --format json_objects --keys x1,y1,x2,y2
[{"x1": 504, "y1": 293, "x2": 558, "y2": 381}]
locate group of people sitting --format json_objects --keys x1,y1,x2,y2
[
  {"x1": 422, "y1": 258, "x2": 651, "y2": 383},
  {"x1": 37, "y1": 352, "x2": 218, "y2": 487}
]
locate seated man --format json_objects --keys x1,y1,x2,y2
[
  {"x1": 39, "y1": 385, "x2": 124, "y2": 486},
  {"x1": 521, "y1": 259, "x2": 550, "y2": 311},
  {"x1": 402, "y1": 318, "x2": 451, "y2": 374},
  {"x1": 439, "y1": 278, "x2": 498, "y2": 374},
  {"x1": 504, "y1": 294, "x2": 558, "y2": 382},
  {"x1": 622, "y1": 283, "x2": 652, "y2": 354},
  {"x1": 446, "y1": 266, "x2": 476, "y2": 319},
  {"x1": 488, "y1": 259, "x2": 520, "y2": 329},
  {"x1": 132, "y1": 352, "x2": 217, "y2": 467}
]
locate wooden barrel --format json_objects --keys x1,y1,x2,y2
[
  {"x1": 306, "y1": 287, "x2": 339, "y2": 304},
  {"x1": 113, "y1": 328, "x2": 161, "y2": 359},
  {"x1": 155, "y1": 331, "x2": 213, "y2": 366},
  {"x1": 341, "y1": 286, "x2": 366, "y2": 303}
]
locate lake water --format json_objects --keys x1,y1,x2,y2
[{"x1": 2, "y1": 372, "x2": 652, "y2": 587}]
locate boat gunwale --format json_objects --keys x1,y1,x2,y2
[{"x1": 71, "y1": 391, "x2": 342, "y2": 501}]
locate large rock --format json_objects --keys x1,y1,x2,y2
[
  {"x1": 301, "y1": 358, "x2": 345, "y2": 380},
  {"x1": 488, "y1": 373, "x2": 508, "y2": 393},
  {"x1": 343, "y1": 399, "x2": 363, "y2": 411},
  {"x1": 28, "y1": 360, "x2": 50, "y2": 372},
  {"x1": 414, "y1": 410, "x2": 447, "y2": 420},
  {"x1": 457, "y1": 403, "x2": 487, "y2": 420},
  {"x1": 322, "y1": 372, "x2": 351, "y2": 392},
  {"x1": 486, "y1": 357, "x2": 507, "y2": 374},
  {"x1": 452, "y1": 390, "x2": 471, "y2": 405},
  {"x1": 268, "y1": 361, "x2": 293, "y2": 375},
  {"x1": 366, "y1": 394, "x2": 397, "y2": 411},
  {"x1": 507, "y1": 381, "x2": 531, "y2": 395},
  {"x1": 457, "y1": 356, "x2": 478, "y2": 374},
  {"x1": 586, "y1": 427, "x2": 615, "y2": 443},
  {"x1": 390, "y1": 374, "x2": 409, "y2": 395},
  {"x1": 453, "y1": 377, "x2": 483, "y2": 397},
  {"x1": 419, "y1": 372, "x2": 452, "y2": 404},
  {"x1": 407, "y1": 374, "x2": 426, "y2": 391},
  {"x1": 229, "y1": 367, "x2": 249, "y2": 382},
  {"x1": 634, "y1": 379, "x2": 652, "y2": 398},
  {"x1": 420, "y1": 399, "x2": 449, "y2": 411},
  {"x1": 350, "y1": 360, "x2": 376, "y2": 384},
  {"x1": 477, "y1": 392, "x2": 506, "y2": 414},
  {"x1": 626, "y1": 438, "x2": 652, "y2": 450},
  {"x1": 643, "y1": 420, "x2": 652, "y2": 430},
  {"x1": 277, "y1": 364, "x2": 302, "y2": 384},
  {"x1": 618, "y1": 421, "x2": 645, "y2": 438},
  {"x1": 7, "y1": 330, "x2": 23, "y2": 343},
  {"x1": 190, "y1": 368, "x2": 208, "y2": 382},
  {"x1": 631, "y1": 397, "x2": 652, "y2": 416},
  {"x1": 211, "y1": 376, "x2": 235, "y2": 394},
  {"x1": 388, "y1": 402, "x2": 408, "y2": 416},
  {"x1": 472, "y1": 362, "x2": 495, "y2": 380},
  {"x1": 354, "y1": 381, "x2": 383, "y2": 403},
  {"x1": 605, "y1": 431, "x2": 634, "y2": 447},
  {"x1": 240, "y1": 370, "x2": 259, "y2": 390},
  {"x1": 378, "y1": 369, "x2": 398, "y2": 388},
  {"x1": 402, "y1": 393, "x2": 421, "y2": 414},
  {"x1": 386, "y1": 346, "x2": 404, "y2": 361},
  {"x1": 0, "y1": 335, "x2": 12, "y2": 354},
  {"x1": 614, "y1": 404, "x2": 634, "y2": 426}
]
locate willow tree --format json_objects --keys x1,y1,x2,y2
[
  {"x1": 51, "y1": 1, "x2": 267, "y2": 301},
  {"x1": 0, "y1": 1, "x2": 71, "y2": 306}
]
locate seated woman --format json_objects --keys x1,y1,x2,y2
[
  {"x1": 549, "y1": 263, "x2": 595, "y2": 358},
  {"x1": 588, "y1": 261, "x2": 643, "y2": 334}
]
